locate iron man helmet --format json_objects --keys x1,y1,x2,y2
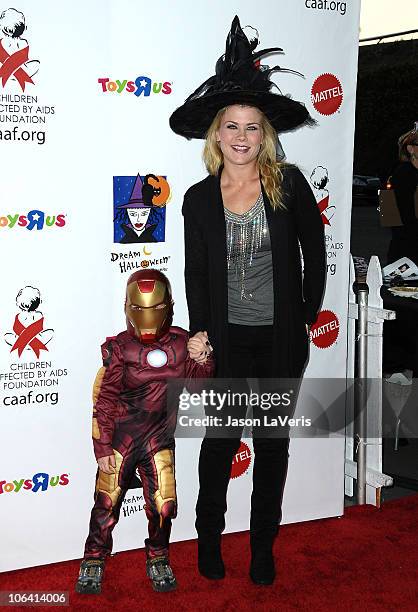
[{"x1": 125, "y1": 269, "x2": 173, "y2": 343}]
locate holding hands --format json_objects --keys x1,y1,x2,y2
[{"x1": 188, "y1": 331, "x2": 212, "y2": 363}]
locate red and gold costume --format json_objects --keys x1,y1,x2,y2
[{"x1": 83, "y1": 270, "x2": 214, "y2": 561}]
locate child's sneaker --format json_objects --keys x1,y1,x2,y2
[
  {"x1": 75, "y1": 559, "x2": 105, "y2": 594},
  {"x1": 146, "y1": 557, "x2": 177, "y2": 592}
]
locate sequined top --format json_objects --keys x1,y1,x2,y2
[{"x1": 224, "y1": 194, "x2": 274, "y2": 325}]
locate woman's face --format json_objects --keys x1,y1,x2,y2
[
  {"x1": 216, "y1": 105, "x2": 263, "y2": 168},
  {"x1": 127, "y1": 207, "x2": 151, "y2": 235}
]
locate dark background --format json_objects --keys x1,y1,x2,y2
[
  {"x1": 351, "y1": 38, "x2": 418, "y2": 496},
  {"x1": 354, "y1": 38, "x2": 418, "y2": 181}
]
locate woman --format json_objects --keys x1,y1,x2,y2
[
  {"x1": 387, "y1": 126, "x2": 418, "y2": 264},
  {"x1": 170, "y1": 16, "x2": 326, "y2": 585},
  {"x1": 384, "y1": 126, "x2": 418, "y2": 377}
]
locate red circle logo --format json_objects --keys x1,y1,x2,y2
[
  {"x1": 311, "y1": 73, "x2": 343, "y2": 116},
  {"x1": 230, "y1": 441, "x2": 252, "y2": 479},
  {"x1": 310, "y1": 310, "x2": 340, "y2": 349}
]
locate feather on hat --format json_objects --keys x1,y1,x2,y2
[{"x1": 169, "y1": 15, "x2": 314, "y2": 139}]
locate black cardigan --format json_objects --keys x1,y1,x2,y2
[
  {"x1": 392, "y1": 162, "x2": 418, "y2": 227},
  {"x1": 182, "y1": 165, "x2": 326, "y2": 378}
]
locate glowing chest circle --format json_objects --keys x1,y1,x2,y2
[{"x1": 146, "y1": 348, "x2": 168, "y2": 368}]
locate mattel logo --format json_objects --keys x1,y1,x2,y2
[
  {"x1": 311, "y1": 73, "x2": 343, "y2": 116},
  {"x1": 0, "y1": 472, "x2": 69, "y2": 494},
  {"x1": 310, "y1": 310, "x2": 339, "y2": 349},
  {"x1": 230, "y1": 441, "x2": 252, "y2": 479}
]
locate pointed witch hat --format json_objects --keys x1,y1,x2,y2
[
  {"x1": 118, "y1": 174, "x2": 151, "y2": 209},
  {"x1": 169, "y1": 15, "x2": 314, "y2": 139}
]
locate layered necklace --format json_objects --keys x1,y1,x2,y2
[{"x1": 224, "y1": 192, "x2": 267, "y2": 301}]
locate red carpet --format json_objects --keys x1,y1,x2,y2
[{"x1": 2, "y1": 496, "x2": 418, "y2": 611}]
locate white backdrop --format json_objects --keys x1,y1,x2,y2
[{"x1": 0, "y1": 0, "x2": 360, "y2": 571}]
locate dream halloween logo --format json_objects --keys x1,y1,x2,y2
[{"x1": 113, "y1": 173, "x2": 170, "y2": 244}]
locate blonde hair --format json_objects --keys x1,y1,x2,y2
[
  {"x1": 203, "y1": 106, "x2": 286, "y2": 210},
  {"x1": 398, "y1": 129, "x2": 418, "y2": 162}
]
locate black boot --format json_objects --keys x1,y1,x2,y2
[
  {"x1": 249, "y1": 437, "x2": 289, "y2": 585},
  {"x1": 249, "y1": 546, "x2": 275, "y2": 585},
  {"x1": 195, "y1": 438, "x2": 240, "y2": 580},
  {"x1": 198, "y1": 536, "x2": 225, "y2": 580}
]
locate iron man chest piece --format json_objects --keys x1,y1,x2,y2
[{"x1": 146, "y1": 348, "x2": 168, "y2": 368}]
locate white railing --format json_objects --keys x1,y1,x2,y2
[{"x1": 345, "y1": 255, "x2": 395, "y2": 506}]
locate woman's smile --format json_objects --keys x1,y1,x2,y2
[{"x1": 231, "y1": 145, "x2": 251, "y2": 154}]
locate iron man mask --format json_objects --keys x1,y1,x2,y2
[{"x1": 125, "y1": 269, "x2": 173, "y2": 343}]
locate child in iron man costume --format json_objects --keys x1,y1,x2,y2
[{"x1": 76, "y1": 269, "x2": 213, "y2": 594}]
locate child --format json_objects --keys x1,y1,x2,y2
[{"x1": 76, "y1": 269, "x2": 213, "y2": 594}]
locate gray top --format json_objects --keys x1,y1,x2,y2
[{"x1": 225, "y1": 195, "x2": 274, "y2": 325}]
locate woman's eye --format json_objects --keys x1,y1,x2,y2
[
  {"x1": 247, "y1": 126, "x2": 258, "y2": 130},
  {"x1": 226, "y1": 124, "x2": 237, "y2": 129}
]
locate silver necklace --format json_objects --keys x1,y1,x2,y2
[{"x1": 224, "y1": 193, "x2": 267, "y2": 301}]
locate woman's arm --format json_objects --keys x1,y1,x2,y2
[
  {"x1": 292, "y1": 168, "x2": 326, "y2": 325},
  {"x1": 182, "y1": 192, "x2": 210, "y2": 334}
]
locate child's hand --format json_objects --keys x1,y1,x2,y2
[
  {"x1": 188, "y1": 331, "x2": 212, "y2": 363},
  {"x1": 98, "y1": 454, "x2": 116, "y2": 474}
]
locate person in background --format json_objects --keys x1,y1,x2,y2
[{"x1": 387, "y1": 125, "x2": 418, "y2": 264}]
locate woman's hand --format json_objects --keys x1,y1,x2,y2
[
  {"x1": 98, "y1": 454, "x2": 116, "y2": 475},
  {"x1": 188, "y1": 331, "x2": 212, "y2": 363}
]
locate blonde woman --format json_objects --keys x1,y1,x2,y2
[{"x1": 170, "y1": 17, "x2": 326, "y2": 585}]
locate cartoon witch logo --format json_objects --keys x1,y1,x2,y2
[
  {"x1": 310, "y1": 166, "x2": 335, "y2": 226},
  {"x1": 113, "y1": 173, "x2": 170, "y2": 244},
  {"x1": 0, "y1": 8, "x2": 39, "y2": 90},
  {"x1": 4, "y1": 286, "x2": 53, "y2": 358}
]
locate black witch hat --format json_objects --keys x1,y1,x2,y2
[{"x1": 169, "y1": 16, "x2": 314, "y2": 139}]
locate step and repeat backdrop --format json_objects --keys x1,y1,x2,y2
[{"x1": 0, "y1": 0, "x2": 360, "y2": 571}]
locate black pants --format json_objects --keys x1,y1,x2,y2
[{"x1": 195, "y1": 324, "x2": 290, "y2": 552}]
